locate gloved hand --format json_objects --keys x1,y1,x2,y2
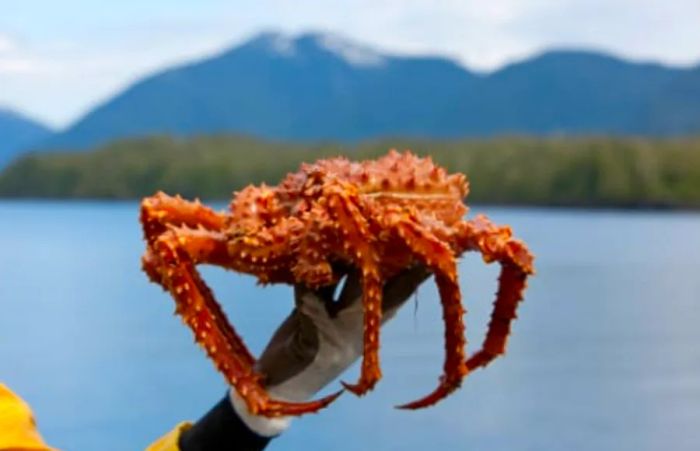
[{"x1": 229, "y1": 265, "x2": 430, "y2": 436}]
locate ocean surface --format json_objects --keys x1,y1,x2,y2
[{"x1": 1, "y1": 201, "x2": 699, "y2": 450}]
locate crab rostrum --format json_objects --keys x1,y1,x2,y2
[{"x1": 140, "y1": 150, "x2": 534, "y2": 417}]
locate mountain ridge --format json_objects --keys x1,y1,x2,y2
[
  {"x1": 0, "y1": 108, "x2": 53, "y2": 166},
  {"x1": 35, "y1": 31, "x2": 700, "y2": 151}
]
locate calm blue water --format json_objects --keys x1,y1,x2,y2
[{"x1": 1, "y1": 201, "x2": 699, "y2": 450}]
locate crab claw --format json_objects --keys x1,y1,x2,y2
[
  {"x1": 256, "y1": 389, "x2": 345, "y2": 417},
  {"x1": 394, "y1": 378, "x2": 461, "y2": 410},
  {"x1": 340, "y1": 380, "x2": 374, "y2": 396}
]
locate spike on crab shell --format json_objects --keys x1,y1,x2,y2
[{"x1": 405, "y1": 176, "x2": 416, "y2": 190}]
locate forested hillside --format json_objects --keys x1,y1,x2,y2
[{"x1": 3, "y1": 135, "x2": 700, "y2": 209}]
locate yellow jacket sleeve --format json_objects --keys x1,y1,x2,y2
[
  {"x1": 1, "y1": 382, "x2": 192, "y2": 451},
  {"x1": 0, "y1": 383, "x2": 56, "y2": 451},
  {"x1": 145, "y1": 422, "x2": 192, "y2": 451}
]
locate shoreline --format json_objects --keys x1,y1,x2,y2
[{"x1": 2, "y1": 197, "x2": 699, "y2": 214}]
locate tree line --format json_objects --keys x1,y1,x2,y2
[{"x1": 1, "y1": 134, "x2": 700, "y2": 209}]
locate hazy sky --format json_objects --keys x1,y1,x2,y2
[{"x1": 1, "y1": 0, "x2": 699, "y2": 129}]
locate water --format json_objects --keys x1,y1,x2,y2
[{"x1": 1, "y1": 201, "x2": 699, "y2": 450}]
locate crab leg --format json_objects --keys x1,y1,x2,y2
[
  {"x1": 388, "y1": 214, "x2": 468, "y2": 410},
  {"x1": 141, "y1": 195, "x2": 256, "y2": 367},
  {"x1": 321, "y1": 184, "x2": 384, "y2": 396},
  {"x1": 145, "y1": 226, "x2": 342, "y2": 417},
  {"x1": 141, "y1": 192, "x2": 227, "y2": 245},
  {"x1": 454, "y1": 215, "x2": 534, "y2": 372},
  {"x1": 143, "y1": 227, "x2": 256, "y2": 367}
]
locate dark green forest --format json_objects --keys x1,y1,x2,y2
[{"x1": 2, "y1": 134, "x2": 700, "y2": 208}]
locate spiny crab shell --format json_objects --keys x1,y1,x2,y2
[
  {"x1": 140, "y1": 150, "x2": 534, "y2": 417},
  {"x1": 226, "y1": 150, "x2": 469, "y2": 286}
]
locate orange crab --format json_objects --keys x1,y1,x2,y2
[{"x1": 140, "y1": 150, "x2": 534, "y2": 417}]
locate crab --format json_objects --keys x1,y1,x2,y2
[{"x1": 140, "y1": 150, "x2": 534, "y2": 417}]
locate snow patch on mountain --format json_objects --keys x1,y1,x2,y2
[
  {"x1": 315, "y1": 33, "x2": 386, "y2": 67},
  {"x1": 249, "y1": 32, "x2": 297, "y2": 57},
  {"x1": 268, "y1": 34, "x2": 296, "y2": 57}
]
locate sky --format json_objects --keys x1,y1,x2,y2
[{"x1": 1, "y1": 0, "x2": 699, "y2": 129}]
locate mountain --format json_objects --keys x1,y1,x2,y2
[
  {"x1": 0, "y1": 108, "x2": 53, "y2": 165},
  {"x1": 460, "y1": 51, "x2": 680, "y2": 134},
  {"x1": 645, "y1": 66, "x2": 700, "y2": 134},
  {"x1": 42, "y1": 32, "x2": 700, "y2": 150}
]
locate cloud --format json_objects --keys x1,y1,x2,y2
[
  {"x1": 0, "y1": 33, "x2": 16, "y2": 53},
  {"x1": 0, "y1": 59, "x2": 38, "y2": 73},
  {"x1": 0, "y1": 34, "x2": 49, "y2": 75}
]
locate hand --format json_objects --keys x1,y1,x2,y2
[{"x1": 228, "y1": 265, "x2": 430, "y2": 434}]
